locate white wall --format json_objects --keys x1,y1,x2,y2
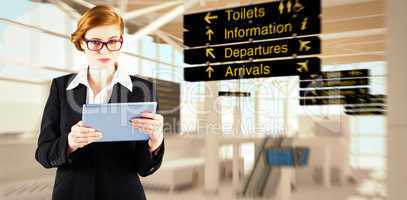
[{"x1": 0, "y1": 80, "x2": 48, "y2": 134}]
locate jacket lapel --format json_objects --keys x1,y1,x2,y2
[
  {"x1": 65, "y1": 84, "x2": 87, "y2": 121},
  {"x1": 108, "y1": 84, "x2": 131, "y2": 103}
]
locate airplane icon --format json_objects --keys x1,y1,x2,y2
[
  {"x1": 299, "y1": 40, "x2": 311, "y2": 51},
  {"x1": 297, "y1": 60, "x2": 309, "y2": 72}
]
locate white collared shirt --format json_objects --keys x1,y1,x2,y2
[{"x1": 66, "y1": 65, "x2": 133, "y2": 104}]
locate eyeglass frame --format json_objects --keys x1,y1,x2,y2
[{"x1": 82, "y1": 35, "x2": 123, "y2": 51}]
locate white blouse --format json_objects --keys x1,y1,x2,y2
[{"x1": 66, "y1": 66, "x2": 133, "y2": 104}]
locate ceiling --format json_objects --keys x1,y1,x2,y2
[{"x1": 44, "y1": 0, "x2": 385, "y2": 65}]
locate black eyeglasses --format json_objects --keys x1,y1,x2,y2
[{"x1": 83, "y1": 36, "x2": 123, "y2": 51}]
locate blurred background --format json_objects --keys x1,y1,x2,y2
[{"x1": 0, "y1": 0, "x2": 405, "y2": 200}]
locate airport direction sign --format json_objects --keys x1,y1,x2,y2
[
  {"x1": 344, "y1": 111, "x2": 385, "y2": 115},
  {"x1": 300, "y1": 69, "x2": 369, "y2": 80},
  {"x1": 344, "y1": 103, "x2": 386, "y2": 116},
  {"x1": 218, "y1": 91, "x2": 251, "y2": 97},
  {"x1": 184, "y1": 57, "x2": 320, "y2": 82},
  {"x1": 184, "y1": 16, "x2": 321, "y2": 47},
  {"x1": 184, "y1": 36, "x2": 320, "y2": 64},
  {"x1": 300, "y1": 97, "x2": 384, "y2": 106},
  {"x1": 300, "y1": 94, "x2": 386, "y2": 106},
  {"x1": 184, "y1": 0, "x2": 321, "y2": 47},
  {"x1": 299, "y1": 87, "x2": 369, "y2": 97},
  {"x1": 344, "y1": 105, "x2": 385, "y2": 110},
  {"x1": 183, "y1": 0, "x2": 321, "y2": 30},
  {"x1": 300, "y1": 78, "x2": 369, "y2": 88}
]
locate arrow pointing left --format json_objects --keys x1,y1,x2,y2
[{"x1": 204, "y1": 12, "x2": 218, "y2": 24}]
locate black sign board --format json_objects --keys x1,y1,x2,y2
[
  {"x1": 300, "y1": 78, "x2": 369, "y2": 88},
  {"x1": 184, "y1": 0, "x2": 321, "y2": 47},
  {"x1": 344, "y1": 95, "x2": 386, "y2": 115},
  {"x1": 345, "y1": 111, "x2": 385, "y2": 115},
  {"x1": 345, "y1": 105, "x2": 385, "y2": 110},
  {"x1": 300, "y1": 95, "x2": 385, "y2": 106},
  {"x1": 184, "y1": 57, "x2": 320, "y2": 82},
  {"x1": 184, "y1": 36, "x2": 320, "y2": 64},
  {"x1": 344, "y1": 94, "x2": 386, "y2": 104},
  {"x1": 184, "y1": 16, "x2": 320, "y2": 47},
  {"x1": 300, "y1": 69, "x2": 369, "y2": 80},
  {"x1": 184, "y1": 0, "x2": 321, "y2": 30},
  {"x1": 218, "y1": 91, "x2": 251, "y2": 97},
  {"x1": 300, "y1": 87, "x2": 369, "y2": 97}
]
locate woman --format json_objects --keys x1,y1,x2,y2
[{"x1": 35, "y1": 5, "x2": 164, "y2": 200}]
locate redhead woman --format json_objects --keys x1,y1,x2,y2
[{"x1": 35, "y1": 5, "x2": 164, "y2": 200}]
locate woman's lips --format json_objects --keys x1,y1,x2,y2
[{"x1": 98, "y1": 58, "x2": 111, "y2": 63}]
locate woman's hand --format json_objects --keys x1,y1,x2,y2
[
  {"x1": 67, "y1": 121, "x2": 103, "y2": 154},
  {"x1": 130, "y1": 112, "x2": 164, "y2": 152}
]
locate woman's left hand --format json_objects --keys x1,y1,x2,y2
[{"x1": 130, "y1": 112, "x2": 164, "y2": 151}]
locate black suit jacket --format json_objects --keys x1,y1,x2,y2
[{"x1": 35, "y1": 73, "x2": 164, "y2": 200}]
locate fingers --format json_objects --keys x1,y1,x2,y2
[
  {"x1": 130, "y1": 118, "x2": 162, "y2": 134},
  {"x1": 130, "y1": 118, "x2": 161, "y2": 126},
  {"x1": 69, "y1": 131, "x2": 102, "y2": 149},
  {"x1": 73, "y1": 131, "x2": 102, "y2": 139},
  {"x1": 73, "y1": 132, "x2": 102, "y2": 143},
  {"x1": 140, "y1": 112, "x2": 155, "y2": 119},
  {"x1": 130, "y1": 114, "x2": 164, "y2": 142},
  {"x1": 130, "y1": 113, "x2": 163, "y2": 127},
  {"x1": 132, "y1": 123, "x2": 155, "y2": 132},
  {"x1": 141, "y1": 112, "x2": 163, "y2": 121},
  {"x1": 71, "y1": 125, "x2": 96, "y2": 133},
  {"x1": 68, "y1": 121, "x2": 103, "y2": 150}
]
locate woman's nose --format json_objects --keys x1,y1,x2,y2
[{"x1": 98, "y1": 45, "x2": 110, "y2": 54}]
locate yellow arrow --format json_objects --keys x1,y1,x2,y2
[
  {"x1": 299, "y1": 40, "x2": 311, "y2": 51},
  {"x1": 206, "y1": 66, "x2": 214, "y2": 78},
  {"x1": 206, "y1": 28, "x2": 214, "y2": 41},
  {"x1": 297, "y1": 60, "x2": 309, "y2": 72},
  {"x1": 204, "y1": 12, "x2": 218, "y2": 24},
  {"x1": 206, "y1": 48, "x2": 215, "y2": 59}
]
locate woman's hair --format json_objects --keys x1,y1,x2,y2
[{"x1": 70, "y1": 5, "x2": 124, "y2": 51}]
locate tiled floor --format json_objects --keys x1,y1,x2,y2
[
  {"x1": 0, "y1": 178, "x2": 385, "y2": 200},
  {"x1": 146, "y1": 179, "x2": 386, "y2": 200}
]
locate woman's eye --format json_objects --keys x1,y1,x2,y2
[
  {"x1": 90, "y1": 41, "x2": 102, "y2": 45},
  {"x1": 108, "y1": 40, "x2": 120, "y2": 44}
]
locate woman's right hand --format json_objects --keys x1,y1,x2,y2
[{"x1": 67, "y1": 121, "x2": 103, "y2": 154}]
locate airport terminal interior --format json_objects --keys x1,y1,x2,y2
[{"x1": 0, "y1": 0, "x2": 406, "y2": 199}]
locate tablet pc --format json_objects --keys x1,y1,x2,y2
[{"x1": 82, "y1": 102, "x2": 157, "y2": 142}]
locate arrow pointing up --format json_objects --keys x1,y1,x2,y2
[
  {"x1": 206, "y1": 28, "x2": 214, "y2": 41},
  {"x1": 204, "y1": 12, "x2": 218, "y2": 24},
  {"x1": 206, "y1": 48, "x2": 215, "y2": 59},
  {"x1": 206, "y1": 66, "x2": 214, "y2": 78}
]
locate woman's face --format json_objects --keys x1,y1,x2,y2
[{"x1": 81, "y1": 25, "x2": 122, "y2": 69}]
